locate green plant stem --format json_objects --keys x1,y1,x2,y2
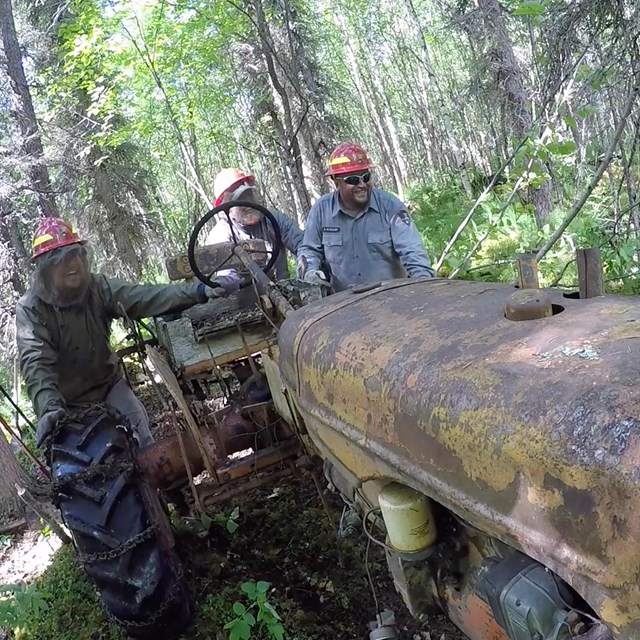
[{"x1": 536, "y1": 78, "x2": 640, "y2": 261}]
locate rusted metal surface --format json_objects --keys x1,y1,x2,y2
[
  {"x1": 278, "y1": 278, "x2": 640, "y2": 639},
  {"x1": 138, "y1": 404, "x2": 298, "y2": 488},
  {"x1": 182, "y1": 336, "x2": 273, "y2": 376},
  {"x1": 198, "y1": 467, "x2": 293, "y2": 506},
  {"x1": 185, "y1": 287, "x2": 263, "y2": 338},
  {"x1": 146, "y1": 345, "x2": 219, "y2": 482},
  {"x1": 138, "y1": 409, "x2": 256, "y2": 486},
  {"x1": 444, "y1": 586, "x2": 511, "y2": 640},
  {"x1": 138, "y1": 435, "x2": 298, "y2": 488},
  {"x1": 515, "y1": 254, "x2": 540, "y2": 289},
  {"x1": 215, "y1": 440, "x2": 300, "y2": 483},
  {"x1": 504, "y1": 289, "x2": 552, "y2": 321},
  {"x1": 138, "y1": 428, "x2": 206, "y2": 487},
  {"x1": 233, "y1": 245, "x2": 294, "y2": 318},
  {"x1": 577, "y1": 248, "x2": 605, "y2": 298}
]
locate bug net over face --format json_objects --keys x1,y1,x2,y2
[{"x1": 32, "y1": 244, "x2": 93, "y2": 307}]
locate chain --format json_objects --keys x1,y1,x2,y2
[
  {"x1": 78, "y1": 525, "x2": 157, "y2": 565},
  {"x1": 111, "y1": 564, "x2": 187, "y2": 631},
  {"x1": 48, "y1": 403, "x2": 138, "y2": 500},
  {"x1": 43, "y1": 403, "x2": 136, "y2": 461},
  {"x1": 45, "y1": 403, "x2": 187, "y2": 631},
  {"x1": 52, "y1": 461, "x2": 135, "y2": 496}
]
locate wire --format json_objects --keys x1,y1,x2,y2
[
  {"x1": 364, "y1": 534, "x2": 381, "y2": 619},
  {"x1": 362, "y1": 507, "x2": 395, "y2": 553},
  {"x1": 547, "y1": 568, "x2": 601, "y2": 625}
]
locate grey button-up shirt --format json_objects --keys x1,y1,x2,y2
[
  {"x1": 206, "y1": 210, "x2": 303, "y2": 281},
  {"x1": 298, "y1": 187, "x2": 435, "y2": 292}
]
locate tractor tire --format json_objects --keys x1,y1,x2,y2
[{"x1": 50, "y1": 405, "x2": 191, "y2": 638}]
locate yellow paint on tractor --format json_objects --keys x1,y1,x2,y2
[{"x1": 277, "y1": 279, "x2": 640, "y2": 638}]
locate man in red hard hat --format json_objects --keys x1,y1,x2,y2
[
  {"x1": 16, "y1": 218, "x2": 239, "y2": 449},
  {"x1": 206, "y1": 168, "x2": 303, "y2": 281},
  {"x1": 298, "y1": 143, "x2": 435, "y2": 292}
]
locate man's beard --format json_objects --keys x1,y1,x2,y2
[{"x1": 52, "y1": 272, "x2": 91, "y2": 306}]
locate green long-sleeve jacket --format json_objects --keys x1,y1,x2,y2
[{"x1": 16, "y1": 274, "x2": 206, "y2": 418}]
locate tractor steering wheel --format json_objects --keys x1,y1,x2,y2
[{"x1": 187, "y1": 200, "x2": 283, "y2": 290}]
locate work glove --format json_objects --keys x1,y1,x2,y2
[
  {"x1": 204, "y1": 285, "x2": 231, "y2": 299},
  {"x1": 35, "y1": 408, "x2": 66, "y2": 449},
  {"x1": 303, "y1": 269, "x2": 331, "y2": 288},
  {"x1": 198, "y1": 273, "x2": 241, "y2": 300}
]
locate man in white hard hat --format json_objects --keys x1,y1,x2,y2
[{"x1": 206, "y1": 168, "x2": 303, "y2": 280}]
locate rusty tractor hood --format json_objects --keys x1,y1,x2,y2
[{"x1": 278, "y1": 278, "x2": 640, "y2": 637}]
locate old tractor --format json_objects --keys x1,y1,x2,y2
[{"x1": 51, "y1": 201, "x2": 640, "y2": 640}]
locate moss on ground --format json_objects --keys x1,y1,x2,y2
[{"x1": 17, "y1": 545, "x2": 124, "y2": 640}]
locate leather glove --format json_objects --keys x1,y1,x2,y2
[
  {"x1": 36, "y1": 408, "x2": 66, "y2": 449},
  {"x1": 303, "y1": 269, "x2": 330, "y2": 288}
]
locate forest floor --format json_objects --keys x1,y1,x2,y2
[
  {"x1": 1, "y1": 354, "x2": 467, "y2": 640},
  {"x1": 0, "y1": 470, "x2": 466, "y2": 640}
]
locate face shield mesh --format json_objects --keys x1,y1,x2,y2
[
  {"x1": 226, "y1": 186, "x2": 263, "y2": 228},
  {"x1": 32, "y1": 243, "x2": 92, "y2": 307}
]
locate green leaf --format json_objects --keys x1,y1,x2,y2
[
  {"x1": 229, "y1": 620, "x2": 252, "y2": 640},
  {"x1": 547, "y1": 140, "x2": 577, "y2": 156},
  {"x1": 536, "y1": 145, "x2": 549, "y2": 161},
  {"x1": 241, "y1": 582, "x2": 258, "y2": 599},
  {"x1": 256, "y1": 581, "x2": 270, "y2": 594},
  {"x1": 269, "y1": 622, "x2": 285, "y2": 640},
  {"x1": 557, "y1": 140, "x2": 577, "y2": 155},
  {"x1": 226, "y1": 519, "x2": 239, "y2": 534},
  {"x1": 242, "y1": 611, "x2": 256, "y2": 625},
  {"x1": 200, "y1": 513, "x2": 213, "y2": 531},
  {"x1": 512, "y1": 1, "x2": 546, "y2": 16},
  {"x1": 263, "y1": 601, "x2": 281, "y2": 620},
  {"x1": 0, "y1": 585, "x2": 22, "y2": 595},
  {"x1": 0, "y1": 599, "x2": 18, "y2": 627},
  {"x1": 232, "y1": 601, "x2": 246, "y2": 616},
  {"x1": 563, "y1": 115, "x2": 577, "y2": 129}
]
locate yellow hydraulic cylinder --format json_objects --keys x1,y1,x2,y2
[{"x1": 378, "y1": 482, "x2": 437, "y2": 553}]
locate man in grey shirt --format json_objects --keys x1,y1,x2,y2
[
  {"x1": 298, "y1": 143, "x2": 436, "y2": 292},
  {"x1": 206, "y1": 168, "x2": 303, "y2": 281}
]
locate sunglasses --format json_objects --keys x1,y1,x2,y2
[{"x1": 341, "y1": 172, "x2": 372, "y2": 186}]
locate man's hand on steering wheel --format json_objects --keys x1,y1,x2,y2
[{"x1": 197, "y1": 273, "x2": 242, "y2": 300}]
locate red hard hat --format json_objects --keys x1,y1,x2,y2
[
  {"x1": 32, "y1": 218, "x2": 82, "y2": 259},
  {"x1": 326, "y1": 143, "x2": 372, "y2": 176},
  {"x1": 213, "y1": 168, "x2": 255, "y2": 207}
]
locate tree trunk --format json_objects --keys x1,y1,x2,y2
[
  {"x1": 0, "y1": 201, "x2": 28, "y2": 297},
  {"x1": 0, "y1": 0, "x2": 59, "y2": 218},
  {"x1": 0, "y1": 431, "x2": 26, "y2": 530},
  {"x1": 336, "y1": 14, "x2": 403, "y2": 194},
  {"x1": 281, "y1": 2, "x2": 336, "y2": 199},
  {"x1": 252, "y1": 0, "x2": 312, "y2": 216},
  {"x1": 401, "y1": 0, "x2": 474, "y2": 197},
  {"x1": 477, "y1": 0, "x2": 552, "y2": 228}
]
